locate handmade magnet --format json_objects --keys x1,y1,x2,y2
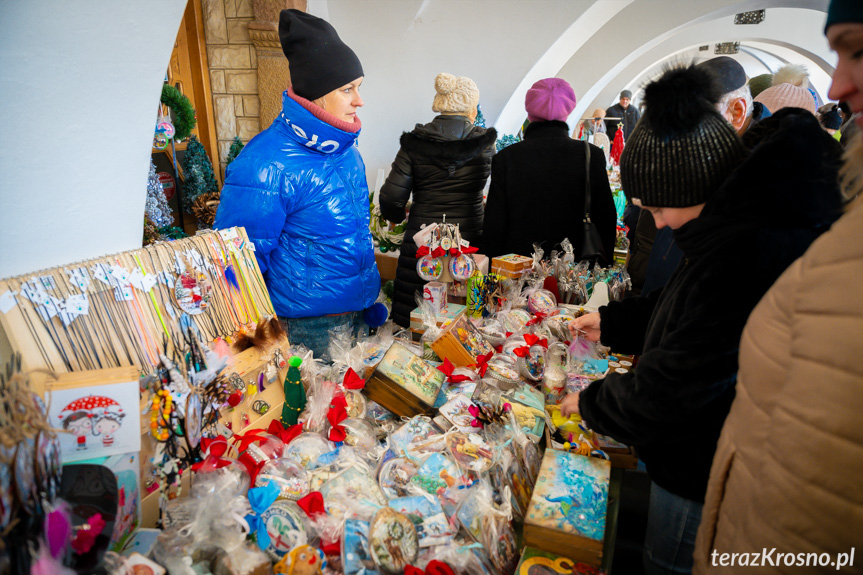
[
  {"x1": 446, "y1": 432, "x2": 493, "y2": 473},
  {"x1": 483, "y1": 513, "x2": 519, "y2": 574},
  {"x1": 388, "y1": 495, "x2": 455, "y2": 547},
  {"x1": 342, "y1": 519, "x2": 375, "y2": 575},
  {"x1": 369, "y1": 507, "x2": 419, "y2": 574},
  {"x1": 255, "y1": 458, "x2": 310, "y2": 501},
  {"x1": 410, "y1": 452, "x2": 468, "y2": 497},
  {"x1": 377, "y1": 457, "x2": 419, "y2": 500},
  {"x1": 173, "y1": 271, "x2": 212, "y2": 315},
  {"x1": 438, "y1": 394, "x2": 476, "y2": 433},
  {"x1": 260, "y1": 500, "x2": 309, "y2": 561}
]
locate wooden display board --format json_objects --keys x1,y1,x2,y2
[{"x1": 0, "y1": 227, "x2": 274, "y2": 375}]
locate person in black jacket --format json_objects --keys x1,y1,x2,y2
[
  {"x1": 605, "y1": 89, "x2": 640, "y2": 141},
  {"x1": 379, "y1": 73, "x2": 496, "y2": 328},
  {"x1": 564, "y1": 65, "x2": 843, "y2": 575},
  {"x1": 482, "y1": 78, "x2": 616, "y2": 262}
]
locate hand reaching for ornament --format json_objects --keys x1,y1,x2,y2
[
  {"x1": 568, "y1": 312, "x2": 601, "y2": 342},
  {"x1": 560, "y1": 391, "x2": 581, "y2": 418}
]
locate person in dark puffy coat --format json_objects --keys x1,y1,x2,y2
[
  {"x1": 214, "y1": 10, "x2": 379, "y2": 359},
  {"x1": 379, "y1": 73, "x2": 496, "y2": 328},
  {"x1": 482, "y1": 78, "x2": 616, "y2": 263},
  {"x1": 565, "y1": 65, "x2": 843, "y2": 575}
]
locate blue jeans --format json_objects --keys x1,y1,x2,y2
[
  {"x1": 643, "y1": 481, "x2": 703, "y2": 575},
  {"x1": 278, "y1": 312, "x2": 367, "y2": 362}
]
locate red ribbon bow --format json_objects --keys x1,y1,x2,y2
[
  {"x1": 448, "y1": 247, "x2": 461, "y2": 257},
  {"x1": 513, "y1": 346, "x2": 530, "y2": 358},
  {"x1": 405, "y1": 561, "x2": 455, "y2": 575},
  {"x1": 267, "y1": 419, "x2": 303, "y2": 445},
  {"x1": 470, "y1": 351, "x2": 494, "y2": 377},
  {"x1": 231, "y1": 428, "x2": 270, "y2": 453},
  {"x1": 191, "y1": 436, "x2": 233, "y2": 472},
  {"x1": 327, "y1": 394, "x2": 348, "y2": 442},
  {"x1": 415, "y1": 246, "x2": 430, "y2": 258},
  {"x1": 436, "y1": 358, "x2": 471, "y2": 383},
  {"x1": 525, "y1": 312, "x2": 547, "y2": 327},
  {"x1": 431, "y1": 246, "x2": 445, "y2": 258},
  {"x1": 342, "y1": 368, "x2": 366, "y2": 390},
  {"x1": 297, "y1": 492, "x2": 341, "y2": 556},
  {"x1": 461, "y1": 246, "x2": 478, "y2": 254},
  {"x1": 523, "y1": 333, "x2": 548, "y2": 348}
]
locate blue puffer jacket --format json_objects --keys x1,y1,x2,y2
[{"x1": 214, "y1": 90, "x2": 380, "y2": 319}]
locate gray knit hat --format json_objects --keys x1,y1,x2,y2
[{"x1": 621, "y1": 65, "x2": 747, "y2": 208}]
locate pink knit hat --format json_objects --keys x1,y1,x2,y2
[
  {"x1": 754, "y1": 82, "x2": 817, "y2": 115},
  {"x1": 525, "y1": 78, "x2": 577, "y2": 123}
]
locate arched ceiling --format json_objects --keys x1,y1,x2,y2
[{"x1": 496, "y1": 1, "x2": 832, "y2": 135}]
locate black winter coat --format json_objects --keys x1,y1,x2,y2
[
  {"x1": 578, "y1": 108, "x2": 844, "y2": 503},
  {"x1": 379, "y1": 115, "x2": 496, "y2": 327},
  {"x1": 482, "y1": 121, "x2": 616, "y2": 262},
  {"x1": 605, "y1": 103, "x2": 640, "y2": 141}
]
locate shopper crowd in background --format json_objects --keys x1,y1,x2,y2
[{"x1": 210, "y1": 1, "x2": 863, "y2": 573}]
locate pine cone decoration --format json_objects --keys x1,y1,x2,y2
[{"x1": 192, "y1": 191, "x2": 220, "y2": 228}]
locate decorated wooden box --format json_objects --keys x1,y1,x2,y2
[
  {"x1": 409, "y1": 303, "x2": 467, "y2": 335},
  {"x1": 523, "y1": 450, "x2": 611, "y2": 566},
  {"x1": 490, "y1": 253, "x2": 533, "y2": 279},
  {"x1": 429, "y1": 311, "x2": 495, "y2": 368},
  {"x1": 363, "y1": 343, "x2": 445, "y2": 418}
]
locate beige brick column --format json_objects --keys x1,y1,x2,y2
[{"x1": 249, "y1": 0, "x2": 307, "y2": 133}]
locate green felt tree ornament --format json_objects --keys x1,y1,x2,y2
[{"x1": 281, "y1": 356, "x2": 306, "y2": 426}]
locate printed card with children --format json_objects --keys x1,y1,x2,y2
[{"x1": 49, "y1": 379, "x2": 140, "y2": 463}]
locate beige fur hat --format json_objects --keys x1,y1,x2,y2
[
  {"x1": 432, "y1": 73, "x2": 479, "y2": 114},
  {"x1": 754, "y1": 82, "x2": 816, "y2": 115}
]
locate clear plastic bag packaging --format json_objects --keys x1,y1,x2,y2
[{"x1": 254, "y1": 457, "x2": 310, "y2": 501}]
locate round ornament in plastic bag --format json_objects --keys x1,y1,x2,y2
[
  {"x1": 237, "y1": 433, "x2": 285, "y2": 484},
  {"x1": 341, "y1": 417, "x2": 379, "y2": 451},
  {"x1": 344, "y1": 389, "x2": 367, "y2": 419},
  {"x1": 485, "y1": 354, "x2": 521, "y2": 388},
  {"x1": 255, "y1": 457, "x2": 310, "y2": 501},
  {"x1": 528, "y1": 288, "x2": 557, "y2": 315},
  {"x1": 448, "y1": 254, "x2": 476, "y2": 281},
  {"x1": 499, "y1": 309, "x2": 532, "y2": 333},
  {"x1": 260, "y1": 499, "x2": 309, "y2": 561},
  {"x1": 478, "y1": 318, "x2": 507, "y2": 346},
  {"x1": 283, "y1": 433, "x2": 333, "y2": 469},
  {"x1": 416, "y1": 255, "x2": 443, "y2": 281},
  {"x1": 482, "y1": 513, "x2": 519, "y2": 573},
  {"x1": 518, "y1": 344, "x2": 547, "y2": 382},
  {"x1": 191, "y1": 460, "x2": 250, "y2": 498},
  {"x1": 156, "y1": 120, "x2": 175, "y2": 139},
  {"x1": 377, "y1": 457, "x2": 419, "y2": 499},
  {"x1": 369, "y1": 507, "x2": 419, "y2": 574}
]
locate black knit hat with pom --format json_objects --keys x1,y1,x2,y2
[
  {"x1": 279, "y1": 9, "x2": 364, "y2": 101},
  {"x1": 621, "y1": 64, "x2": 747, "y2": 207}
]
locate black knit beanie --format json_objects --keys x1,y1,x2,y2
[
  {"x1": 620, "y1": 65, "x2": 747, "y2": 208},
  {"x1": 825, "y1": 0, "x2": 863, "y2": 32},
  {"x1": 279, "y1": 9, "x2": 364, "y2": 101}
]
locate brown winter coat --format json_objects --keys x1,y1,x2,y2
[{"x1": 693, "y1": 198, "x2": 863, "y2": 573}]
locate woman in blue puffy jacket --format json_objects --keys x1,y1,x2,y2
[{"x1": 214, "y1": 9, "x2": 380, "y2": 359}]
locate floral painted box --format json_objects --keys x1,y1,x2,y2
[
  {"x1": 363, "y1": 343, "x2": 446, "y2": 417},
  {"x1": 523, "y1": 450, "x2": 610, "y2": 566}
]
